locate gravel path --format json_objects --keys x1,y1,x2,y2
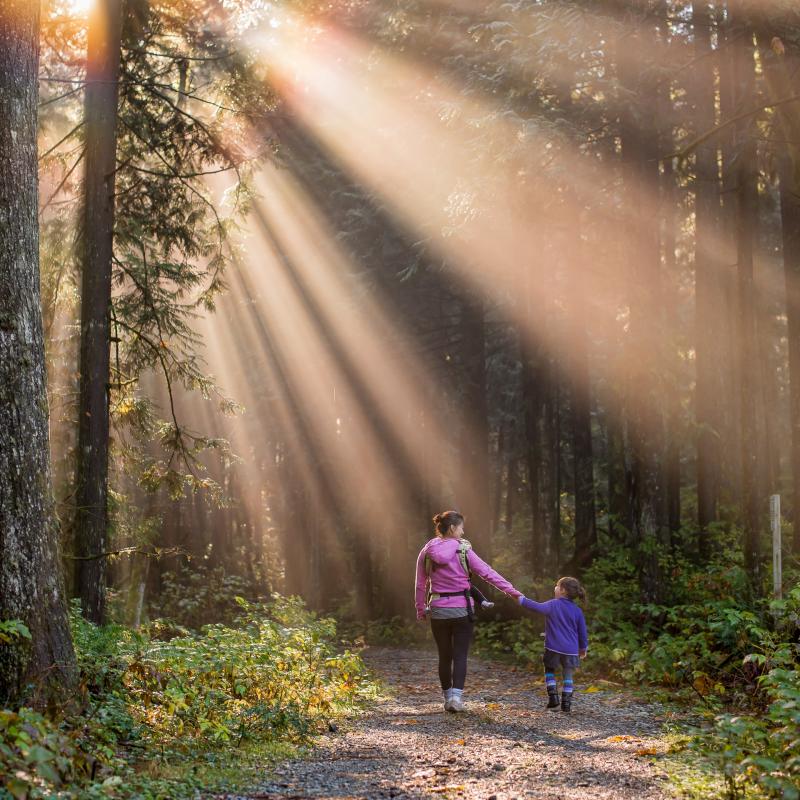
[{"x1": 228, "y1": 646, "x2": 671, "y2": 800}]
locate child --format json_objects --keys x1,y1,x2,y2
[{"x1": 517, "y1": 577, "x2": 588, "y2": 713}]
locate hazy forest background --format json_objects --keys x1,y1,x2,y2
[{"x1": 2, "y1": 0, "x2": 800, "y2": 797}]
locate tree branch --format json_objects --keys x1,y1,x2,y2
[{"x1": 664, "y1": 94, "x2": 800, "y2": 162}]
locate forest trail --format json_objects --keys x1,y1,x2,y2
[{"x1": 217, "y1": 646, "x2": 673, "y2": 800}]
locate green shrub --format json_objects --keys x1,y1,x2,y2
[
  {"x1": 0, "y1": 595, "x2": 375, "y2": 799},
  {"x1": 152, "y1": 565, "x2": 260, "y2": 628},
  {"x1": 691, "y1": 667, "x2": 800, "y2": 800},
  {"x1": 124, "y1": 596, "x2": 370, "y2": 749}
]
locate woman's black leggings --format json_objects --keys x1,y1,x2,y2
[{"x1": 430, "y1": 617, "x2": 474, "y2": 690}]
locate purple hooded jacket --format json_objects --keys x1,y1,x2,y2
[{"x1": 414, "y1": 537, "x2": 521, "y2": 619}]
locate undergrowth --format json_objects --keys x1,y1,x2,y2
[
  {"x1": 468, "y1": 537, "x2": 800, "y2": 800},
  {"x1": 1, "y1": 595, "x2": 377, "y2": 799}
]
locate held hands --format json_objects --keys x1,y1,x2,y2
[{"x1": 579, "y1": 650, "x2": 587, "y2": 659}]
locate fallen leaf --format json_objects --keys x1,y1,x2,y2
[
  {"x1": 635, "y1": 747, "x2": 659, "y2": 756},
  {"x1": 606, "y1": 735, "x2": 637, "y2": 743},
  {"x1": 412, "y1": 768, "x2": 436, "y2": 779},
  {"x1": 583, "y1": 685, "x2": 602, "y2": 693}
]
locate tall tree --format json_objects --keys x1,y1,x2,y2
[
  {"x1": 73, "y1": 0, "x2": 124, "y2": 623},
  {"x1": 618, "y1": 5, "x2": 669, "y2": 600},
  {"x1": 759, "y1": 18, "x2": 800, "y2": 552},
  {"x1": 729, "y1": 0, "x2": 762, "y2": 584},
  {"x1": 0, "y1": 0, "x2": 75, "y2": 702},
  {"x1": 692, "y1": 0, "x2": 724, "y2": 555}
]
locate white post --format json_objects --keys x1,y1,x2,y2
[{"x1": 770, "y1": 494, "x2": 782, "y2": 599}]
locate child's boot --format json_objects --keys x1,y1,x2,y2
[
  {"x1": 546, "y1": 689, "x2": 560, "y2": 710},
  {"x1": 561, "y1": 691, "x2": 572, "y2": 713}
]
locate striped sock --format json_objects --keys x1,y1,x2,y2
[
  {"x1": 562, "y1": 678, "x2": 574, "y2": 695},
  {"x1": 545, "y1": 672, "x2": 557, "y2": 691}
]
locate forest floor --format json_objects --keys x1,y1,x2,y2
[{"x1": 210, "y1": 646, "x2": 682, "y2": 800}]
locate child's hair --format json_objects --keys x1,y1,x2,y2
[
  {"x1": 433, "y1": 510, "x2": 464, "y2": 537},
  {"x1": 557, "y1": 576, "x2": 587, "y2": 603}
]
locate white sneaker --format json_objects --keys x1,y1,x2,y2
[
  {"x1": 444, "y1": 698, "x2": 453, "y2": 712},
  {"x1": 449, "y1": 695, "x2": 465, "y2": 712}
]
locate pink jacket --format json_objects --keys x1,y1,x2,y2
[{"x1": 414, "y1": 537, "x2": 521, "y2": 619}]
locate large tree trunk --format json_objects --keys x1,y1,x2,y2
[
  {"x1": 73, "y1": 0, "x2": 124, "y2": 623},
  {"x1": 618, "y1": 8, "x2": 669, "y2": 602},
  {"x1": 0, "y1": 0, "x2": 76, "y2": 703},
  {"x1": 759, "y1": 24, "x2": 800, "y2": 553},
  {"x1": 692, "y1": 1, "x2": 724, "y2": 555},
  {"x1": 729, "y1": 0, "x2": 762, "y2": 585},
  {"x1": 780, "y1": 153, "x2": 800, "y2": 553}
]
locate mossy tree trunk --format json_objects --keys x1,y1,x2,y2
[{"x1": 0, "y1": 0, "x2": 76, "y2": 704}]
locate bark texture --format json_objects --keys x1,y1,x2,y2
[
  {"x1": 73, "y1": 0, "x2": 124, "y2": 623},
  {"x1": 0, "y1": 0, "x2": 75, "y2": 703}
]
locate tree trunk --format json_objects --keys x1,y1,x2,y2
[
  {"x1": 505, "y1": 452, "x2": 518, "y2": 534},
  {"x1": 730, "y1": 1, "x2": 762, "y2": 584},
  {"x1": 73, "y1": 0, "x2": 124, "y2": 623},
  {"x1": 567, "y1": 252, "x2": 597, "y2": 571},
  {"x1": 458, "y1": 293, "x2": 491, "y2": 557},
  {"x1": 492, "y1": 422, "x2": 506, "y2": 535},
  {"x1": 0, "y1": 0, "x2": 76, "y2": 703},
  {"x1": 618, "y1": 7, "x2": 669, "y2": 602},
  {"x1": 717, "y1": 2, "x2": 743, "y2": 504},
  {"x1": 758, "y1": 25, "x2": 800, "y2": 553},
  {"x1": 780, "y1": 153, "x2": 800, "y2": 553},
  {"x1": 606, "y1": 399, "x2": 632, "y2": 539},
  {"x1": 658, "y1": 84, "x2": 681, "y2": 541},
  {"x1": 523, "y1": 346, "x2": 559, "y2": 577},
  {"x1": 692, "y1": 0, "x2": 723, "y2": 553}
]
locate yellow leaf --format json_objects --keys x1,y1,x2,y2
[
  {"x1": 583, "y1": 685, "x2": 602, "y2": 693},
  {"x1": 485, "y1": 702, "x2": 500, "y2": 710},
  {"x1": 635, "y1": 747, "x2": 659, "y2": 756},
  {"x1": 607, "y1": 735, "x2": 636, "y2": 742},
  {"x1": 455, "y1": 738, "x2": 466, "y2": 746}
]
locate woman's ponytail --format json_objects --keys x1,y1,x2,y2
[{"x1": 433, "y1": 510, "x2": 464, "y2": 537}]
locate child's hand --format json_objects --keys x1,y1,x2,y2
[{"x1": 579, "y1": 650, "x2": 587, "y2": 659}]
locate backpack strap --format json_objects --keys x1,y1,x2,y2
[
  {"x1": 424, "y1": 553, "x2": 434, "y2": 608},
  {"x1": 457, "y1": 538, "x2": 473, "y2": 579},
  {"x1": 425, "y1": 539, "x2": 474, "y2": 609}
]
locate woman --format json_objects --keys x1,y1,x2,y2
[{"x1": 414, "y1": 510, "x2": 521, "y2": 712}]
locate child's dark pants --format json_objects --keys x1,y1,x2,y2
[
  {"x1": 430, "y1": 617, "x2": 473, "y2": 690},
  {"x1": 543, "y1": 649, "x2": 580, "y2": 695}
]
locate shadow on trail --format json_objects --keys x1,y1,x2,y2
[{"x1": 235, "y1": 647, "x2": 668, "y2": 800}]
